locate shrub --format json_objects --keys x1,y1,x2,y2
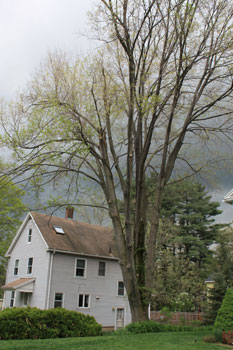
[
  {"x1": 125, "y1": 320, "x2": 212, "y2": 334},
  {"x1": 203, "y1": 335, "x2": 217, "y2": 343},
  {"x1": 222, "y1": 330, "x2": 233, "y2": 345},
  {"x1": 214, "y1": 328, "x2": 223, "y2": 343},
  {"x1": 191, "y1": 320, "x2": 203, "y2": 327},
  {"x1": 126, "y1": 320, "x2": 165, "y2": 334},
  {"x1": 0, "y1": 307, "x2": 102, "y2": 340},
  {"x1": 214, "y1": 288, "x2": 233, "y2": 331}
]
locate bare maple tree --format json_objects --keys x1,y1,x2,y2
[{"x1": 1, "y1": 0, "x2": 233, "y2": 321}]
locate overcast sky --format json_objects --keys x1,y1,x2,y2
[
  {"x1": 0, "y1": 0, "x2": 95, "y2": 98},
  {"x1": 0, "y1": 0, "x2": 232, "y2": 223}
]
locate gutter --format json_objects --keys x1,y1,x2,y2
[{"x1": 46, "y1": 248, "x2": 118, "y2": 261}]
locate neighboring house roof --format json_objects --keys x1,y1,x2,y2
[
  {"x1": 7, "y1": 211, "x2": 118, "y2": 260},
  {"x1": 1, "y1": 278, "x2": 35, "y2": 292},
  {"x1": 223, "y1": 189, "x2": 233, "y2": 204},
  {"x1": 205, "y1": 274, "x2": 215, "y2": 283}
]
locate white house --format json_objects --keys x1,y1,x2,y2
[
  {"x1": 223, "y1": 189, "x2": 233, "y2": 205},
  {"x1": 1, "y1": 209, "x2": 131, "y2": 330}
]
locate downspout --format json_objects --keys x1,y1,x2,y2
[{"x1": 45, "y1": 249, "x2": 55, "y2": 309}]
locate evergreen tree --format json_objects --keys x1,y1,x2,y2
[
  {"x1": 205, "y1": 227, "x2": 233, "y2": 323},
  {"x1": 160, "y1": 181, "x2": 222, "y2": 267},
  {"x1": 214, "y1": 288, "x2": 233, "y2": 331},
  {"x1": 152, "y1": 180, "x2": 222, "y2": 311}
]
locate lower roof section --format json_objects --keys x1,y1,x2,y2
[{"x1": 1, "y1": 278, "x2": 35, "y2": 292}]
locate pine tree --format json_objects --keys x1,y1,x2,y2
[
  {"x1": 152, "y1": 180, "x2": 222, "y2": 311},
  {"x1": 214, "y1": 288, "x2": 233, "y2": 331},
  {"x1": 161, "y1": 181, "x2": 222, "y2": 268},
  {"x1": 205, "y1": 227, "x2": 233, "y2": 323}
]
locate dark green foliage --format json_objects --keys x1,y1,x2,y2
[
  {"x1": 126, "y1": 321, "x2": 165, "y2": 333},
  {"x1": 214, "y1": 288, "x2": 233, "y2": 331},
  {"x1": 161, "y1": 181, "x2": 222, "y2": 266},
  {"x1": 0, "y1": 307, "x2": 102, "y2": 340},
  {"x1": 204, "y1": 273, "x2": 228, "y2": 324},
  {"x1": 125, "y1": 320, "x2": 212, "y2": 334},
  {"x1": 205, "y1": 228, "x2": 233, "y2": 324},
  {"x1": 153, "y1": 180, "x2": 222, "y2": 311},
  {"x1": 213, "y1": 328, "x2": 223, "y2": 343}
]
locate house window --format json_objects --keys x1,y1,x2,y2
[
  {"x1": 78, "y1": 294, "x2": 90, "y2": 308},
  {"x1": 27, "y1": 229, "x2": 32, "y2": 243},
  {"x1": 54, "y1": 293, "x2": 63, "y2": 308},
  {"x1": 10, "y1": 291, "x2": 15, "y2": 307},
  {"x1": 118, "y1": 281, "x2": 125, "y2": 296},
  {"x1": 75, "y1": 259, "x2": 86, "y2": 277},
  {"x1": 98, "y1": 261, "x2": 106, "y2": 276},
  {"x1": 27, "y1": 257, "x2": 33, "y2": 274},
  {"x1": 14, "y1": 259, "x2": 19, "y2": 275}
]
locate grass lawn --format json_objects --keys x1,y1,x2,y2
[{"x1": 0, "y1": 331, "x2": 226, "y2": 350}]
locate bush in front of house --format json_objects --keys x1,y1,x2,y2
[
  {"x1": 126, "y1": 320, "x2": 165, "y2": 334},
  {"x1": 0, "y1": 307, "x2": 102, "y2": 340},
  {"x1": 125, "y1": 320, "x2": 212, "y2": 334},
  {"x1": 214, "y1": 288, "x2": 233, "y2": 332}
]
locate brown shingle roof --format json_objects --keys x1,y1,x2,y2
[
  {"x1": 31, "y1": 212, "x2": 117, "y2": 259},
  {"x1": 1, "y1": 278, "x2": 35, "y2": 290}
]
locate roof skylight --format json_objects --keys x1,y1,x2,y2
[{"x1": 53, "y1": 225, "x2": 65, "y2": 235}]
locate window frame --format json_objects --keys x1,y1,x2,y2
[
  {"x1": 77, "y1": 294, "x2": 90, "y2": 309},
  {"x1": 118, "y1": 281, "x2": 125, "y2": 296},
  {"x1": 53, "y1": 225, "x2": 65, "y2": 235},
  {"x1": 98, "y1": 261, "x2": 106, "y2": 277},
  {"x1": 14, "y1": 259, "x2": 19, "y2": 276},
  {"x1": 10, "y1": 291, "x2": 15, "y2": 307},
  {"x1": 27, "y1": 257, "x2": 33, "y2": 275},
  {"x1": 27, "y1": 228, "x2": 32, "y2": 243},
  {"x1": 74, "y1": 258, "x2": 86, "y2": 278},
  {"x1": 54, "y1": 292, "x2": 64, "y2": 308}
]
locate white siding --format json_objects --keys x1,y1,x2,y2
[
  {"x1": 3, "y1": 219, "x2": 50, "y2": 309},
  {"x1": 49, "y1": 253, "x2": 131, "y2": 327}
]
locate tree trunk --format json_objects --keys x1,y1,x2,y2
[{"x1": 120, "y1": 259, "x2": 149, "y2": 322}]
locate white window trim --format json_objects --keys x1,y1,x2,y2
[
  {"x1": 74, "y1": 258, "x2": 87, "y2": 279},
  {"x1": 27, "y1": 228, "x2": 32, "y2": 244},
  {"x1": 27, "y1": 257, "x2": 33, "y2": 275},
  {"x1": 77, "y1": 293, "x2": 91, "y2": 309},
  {"x1": 98, "y1": 261, "x2": 106, "y2": 277},
  {"x1": 117, "y1": 280, "x2": 125, "y2": 297},
  {"x1": 14, "y1": 259, "x2": 19, "y2": 276},
  {"x1": 53, "y1": 292, "x2": 64, "y2": 308}
]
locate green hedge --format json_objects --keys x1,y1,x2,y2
[
  {"x1": 0, "y1": 307, "x2": 102, "y2": 340},
  {"x1": 125, "y1": 320, "x2": 212, "y2": 334}
]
